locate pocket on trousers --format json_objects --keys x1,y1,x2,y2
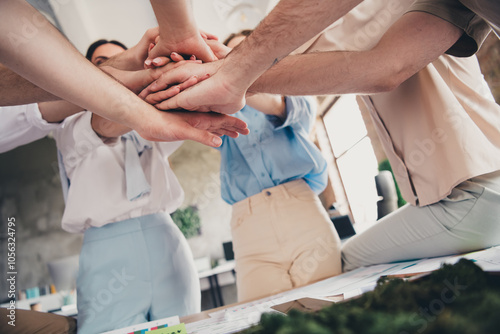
[
  {"x1": 431, "y1": 182, "x2": 481, "y2": 230},
  {"x1": 443, "y1": 181, "x2": 482, "y2": 203},
  {"x1": 287, "y1": 185, "x2": 317, "y2": 203}
]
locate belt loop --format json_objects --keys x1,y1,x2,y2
[{"x1": 246, "y1": 196, "x2": 253, "y2": 215}]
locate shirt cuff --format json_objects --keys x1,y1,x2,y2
[
  {"x1": 24, "y1": 103, "x2": 62, "y2": 131},
  {"x1": 267, "y1": 96, "x2": 314, "y2": 132}
]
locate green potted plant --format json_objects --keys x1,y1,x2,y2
[{"x1": 171, "y1": 205, "x2": 201, "y2": 238}]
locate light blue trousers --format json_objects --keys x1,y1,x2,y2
[
  {"x1": 342, "y1": 171, "x2": 500, "y2": 271},
  {"x1": 76, "y1": 212, "x2": 200, "y2": 334}
]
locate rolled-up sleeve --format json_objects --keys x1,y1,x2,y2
[
  {"x1": 408, "y1": 0, "x2": 491, "y2": 57},
  {"x1": 266, "y1": 96, "x2": 317, "y2": 133},
  {"x1": 0, "y1": 104, "x2": 62, "y2": 153}
]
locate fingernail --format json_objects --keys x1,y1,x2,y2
[
  {"x1": 171, "y1": 52, "x2": 179, "y2": 57},
  {"x1": 190, "y1": 55, "x2": 196, "y2": 60},
  {"x1": 144, "y1": 59, "x2": 152, "y2": 66},
  {"x1": 152, "y1": 57, "x2": 162, "y2": 65},
  {"x1": 212, "y1": 136, "x2": 222, "y2": 146}
]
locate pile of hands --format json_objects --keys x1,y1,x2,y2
[{"x1": 101, "y1": 27, "x2": 250, "y2": 145}]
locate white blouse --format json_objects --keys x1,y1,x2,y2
[
  {"x1": 0, "y1": 103, "x2": 61, "y2": 153},
  {"x1": 53, "y1": 112, "x2": 184, "y2": 233}
]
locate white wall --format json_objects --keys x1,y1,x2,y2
[
  {"x1": 49, "y1": 0, "x2": 158, "y2": 54},
  {"x1": 192, "y1": 0, "x2": 270, "y2": 41},
  {"x1": 49, "y1": 0, "x2": 274, "y2": 54}
]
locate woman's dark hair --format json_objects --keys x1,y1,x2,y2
[
  {"x1": 223, "y1": 29, "x2": 253, "y2": 46},
  {"x1": 85, "y1": 39, "x2": 128, "y2": 60}
]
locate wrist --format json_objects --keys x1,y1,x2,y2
[
  {"x1": 218, "y1": 54, "x2": 255, "y2": 93},
  {"x1": 121, "y1": 100, "x2": 161, "y2": 141},
  {"x1": 104, "y1": 50, "x2": 142, "y2": 71}
]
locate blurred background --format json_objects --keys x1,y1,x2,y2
[{"x1": 0, "y1": 0, "x2": 498, "y2": 311}]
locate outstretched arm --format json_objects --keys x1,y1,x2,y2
[
  {"x1": 0, "y1": 63, "x2": 59, "y2": 106},
  {"x1": 220, "y1": 0, "x2": 363, "y2": 93},
  {"x1": 0, "y1": 27, "x2": 160, "y2": 106},
  {"x1": 0, "y1": 0, "x2": 247, "y2": 146},
  {"x1": 139, "y1": 0, "x2": 363, "y2": 113},
  {"x1": 0, "y1": 0, "x2": 162, "y2": 129},
  {"x1": 249, "y1": 11, "x2": 464, "y2": 95},
  {"x1": 145, "y1": 10, "x2": 463, "y2": 107}
]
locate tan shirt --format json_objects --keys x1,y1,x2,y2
[
  {"x1": 410, "y1": 0, "x2": 493, "y2": 56},
  {"x1": 459, "y1": 0, "x2": 500, "y2": 38},
  {"x1": 296, "y1": 0, "x2": 500, "y2": 206}
]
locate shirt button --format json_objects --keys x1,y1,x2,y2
[{"x1": 265, "y1": 191, "x2": 271, "y2": 196}]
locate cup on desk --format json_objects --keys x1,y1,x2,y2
[{"x1": 30, "y1": 302, "x2": 42, "y2": 312}]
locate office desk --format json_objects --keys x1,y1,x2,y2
[
  {"x1": 198, "y1": 260, "x2": 236, "y2": 308},
  {"x1": 182, "y1": 246, "x2": 500, "y2": 334}
]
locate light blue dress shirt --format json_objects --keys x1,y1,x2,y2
[{"x1": 216, "y1": 96, "x2": 328, "y2": 204}]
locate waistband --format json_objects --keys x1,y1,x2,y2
[
  {"x1": 232, "y1": 179, "x2": 310, "y2": 216},
  {"x1": 470, "y1": 169, "x2": 500, "y2": 194},
  {"x1": 83, "y1": 212, "x2": 172, "y2": 243}
]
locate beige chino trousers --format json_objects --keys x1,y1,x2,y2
[{"x1": 230, "y1": 179, "x2": 342, "y2": 302}]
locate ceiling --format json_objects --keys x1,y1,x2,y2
[{"x1": 33, "y1": 0, "x2": 279, "y2": 55}]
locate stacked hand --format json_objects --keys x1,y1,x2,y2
[
  {"x1": 101, "y1": 29, "x2": 249, "y2": 146},
  {"x1": 139, "y1": 38, "x2": 246, "y2": 115}
]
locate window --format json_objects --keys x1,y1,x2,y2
[{"x1": 319, "y1": 95, "x2": 379, "y2": 232}]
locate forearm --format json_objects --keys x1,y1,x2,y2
[
  {"x1": 91, "y1": 114, "x2": 131, "y2": 139},
  {"x1": 0, "y1": 64, "x2": 59, "y2": 106},
  {"x1": 249, "y1": 51, "x2": 385, "y2": 95},
  {"x1": 38, "y1": 101, "x2": 83, "y2": 123},
  {"x1": 246, "y1": 94, "x2": 286, "y2": 118},
  {"x1": 0, "y1": 0, "x2": 153, "y2": 132},
  {"x1": 249, "y1": 12, "x2": 464, "y2": 96},
  {"x1": 150, "y1": 0, "x2": 198, "y2": 44},
  {"x1": 221, "y1": 0, "x2": 362, "y2": 91}
]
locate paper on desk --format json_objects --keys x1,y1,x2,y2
[
  {"x1": 188, "y1": 291, "x2": 307, "y2": 334},
  {"x1": 188, "y1": 264, "x2": 404, "y2": 333},
  {"x1": 389, "y1": 246, "x2": 500, "y2": 277},
  {"x1": 186, "y1": 314, "x2": 261, "y2": 334},
  {"x1": 389, "y1": 255, "x2": 462, "y2": 277},
  {"x1": 298, "y1": 262, "x2": 407, "y2": 298},
  {"x1": 463, "y1": 246, "x2": 500, "y2": 272}
]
